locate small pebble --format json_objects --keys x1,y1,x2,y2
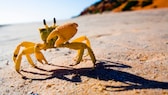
[
  {"x1": 68, "y1": 51, "x2": 71, "y2": 54},
  {"x1": 55, "y1": 48, "x2": 60, "y2": 51},
  {"x1": 46, "y1": 84, "x2": 54, "y2": 88},
  {"x1": 64, "y1": 53, "x2": 68, "y2": 56},
  {"x1": 27, "y1": 91, "x2": 39, "y2": 95},
  {"x1": 6, "y1": 60, "x2": 9, "y2": 65}
]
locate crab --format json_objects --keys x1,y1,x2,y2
[{"x1": 13, "y1": 18, "x2": 96, "y2": 74}]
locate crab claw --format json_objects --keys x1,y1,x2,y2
[
  {"x1": 47, "y1": 22, "x2": 78, "y2": 46},
  {"x1": 46, "y1": 28, "x2": 58, "y2": 43}
]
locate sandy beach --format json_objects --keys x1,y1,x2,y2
[{"x1": 0, "y1": 8, "x2": 168, "y2": 95}]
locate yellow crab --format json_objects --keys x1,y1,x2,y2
[{"x1": 13, "y1": 18, "x2": 96, "y2": 74}]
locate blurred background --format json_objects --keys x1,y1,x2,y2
[
  {"x1": 0, "y1": 0, "x2": 100, "y2": 25},
  {"x1": 0, "y1": 0, "x2": 168, "y2": 25}
]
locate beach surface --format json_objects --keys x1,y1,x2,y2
[{"x1": 0, "y1": 8, "x2": 168, "y2": 95}]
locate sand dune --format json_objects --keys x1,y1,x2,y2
[
  {"x1": 0, "y1": 8, "x2": 168, "y2": 95},
  {"x1": 80, "y1": 0, "x2": 168, "y2": 15}
]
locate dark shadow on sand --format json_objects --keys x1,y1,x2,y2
[{"x1": 22, "y1": 60, "x2": 168, "y2": 91}]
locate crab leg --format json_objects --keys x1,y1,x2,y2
[
  {"x1": 25, "y1": 54, "x2": 36, "y2": 67},
  {"x1": 72, "y1": 36, "x2": 91, "y2": 47},
  {"x1": 13, "y1": 41, "x2": 35, "y2": 62},
  {"x1": 71, "y1": 36, "x2": 92, "y2": 57},
  {"x1": 13, "y1": 41, "x2": 48, "y2": 73},
  {"x1": 59, "y1": 42, "x2": 96, "y2": 66},
  {"x1": 14, "y1": 46, "x2": 35, "y2": 73},
  {"x1": 76, "y1": 48, "x2": 84, "y2": 65},
  {"x1": 13, "y1": 42, "x2": 35, "y2": 73},
  {"x1": 34, "y1": 44, "x2": 48, "y2": 64}
]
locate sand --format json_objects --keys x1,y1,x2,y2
[{"x1": 0, "y1": 8, "x2": 168, "y2": 95}]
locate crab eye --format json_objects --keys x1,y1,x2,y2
[
  {"x1": 43, "y1": 19, "x2": 49, "y2": 29},
  {"x1": 53, "y1": 18, "x2": 56, "y2": 24},
  {"x1": 43, "y1": 19, "x2": 46, "y2": 25}
]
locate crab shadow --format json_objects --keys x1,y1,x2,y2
[{"x1": 22, "y1": 60, "x2": 168, "y2": 91}]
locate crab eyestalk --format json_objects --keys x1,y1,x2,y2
[
  {"x1": 43, "y1": 19, "x2": 49, "y2": 29},
  {"x1": 53, "y1": 18, "x2": 56, "y2": 26}
]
